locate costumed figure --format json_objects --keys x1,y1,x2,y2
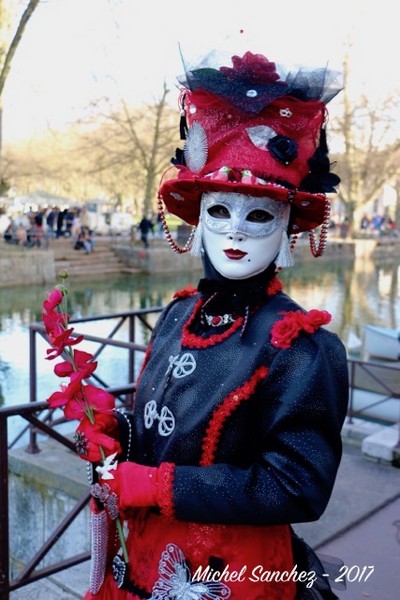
[{"x1": 83, "y1": 49, "x2": 349, "y2": 600}]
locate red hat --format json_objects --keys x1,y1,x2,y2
[{"x1": 158, "y1": 51, "x2": 342, "y2": 237}]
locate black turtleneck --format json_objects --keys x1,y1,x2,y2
[{"x1": 197, "y1": 252, "x2": 278, "y2": 317}]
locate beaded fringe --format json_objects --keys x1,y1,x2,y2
[{"x1": 89, "y1": 508, "x2": 108, "y2": 594}]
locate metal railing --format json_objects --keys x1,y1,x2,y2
[
  {"x1": 1, "y1": 307, "x2": 399, "y2": 599},
  {"x1": 22, "y1": 306, "x2": 163, "y2": 453},
  {"x1": 347, "y1": 356, "x2": 400, "y2": 440},
  {"x1": 0, "y1": 306, "x2": 162, "y2": 600}
]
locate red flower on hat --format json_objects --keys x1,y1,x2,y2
[{"x1": 220, "y1": 51, "x2": 284, "y2": 86}]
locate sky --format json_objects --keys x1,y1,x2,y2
[{"x1": 2, "y1": 0, "x2": 400, "y2": 143}]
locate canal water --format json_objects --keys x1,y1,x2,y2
[{"x1": 1, "y1": 255, "x2": 399, "y2": 440}]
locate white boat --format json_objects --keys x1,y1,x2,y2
[
  {"x1": 363, "y1": 325, "x2": 400, "y2": 361},
  {"x1": 346, "y1": 329, "x2": 363, "y2": 353}
]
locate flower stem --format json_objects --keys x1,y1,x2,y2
[{"x1": 116, "y1": 517, "x2": 129, "y2": 563}]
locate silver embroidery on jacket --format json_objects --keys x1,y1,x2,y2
[
  {"x1": 150, "y1": 543, "x2": 231, "y2": 600},
  {"x1": 144, "y1": 400, "x2": 175, "y2": 436},
  {"x1": 167, "y1": 352, "x2": 197, "y2": 379}
]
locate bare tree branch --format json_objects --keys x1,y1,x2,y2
[{"x1": 0, "y1": 0, "x2": 40, "y2": 97}]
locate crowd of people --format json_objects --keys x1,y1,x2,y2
[
  {"x1": 359, "y1": 213, "x2": 398, "y2": 235},
  {"x1": 3, "y1": 209, "x2": 47, "y2": 248},
  {"x1": 2, "y1": 205, "x2": 95, "y2": 253},
  {"x1": 3, "y1": 204, "x2": 397, "y2": 253}
]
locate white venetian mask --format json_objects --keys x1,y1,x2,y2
[{"x1": 200, "y1": 191, "x2": 289, "y2": 280}]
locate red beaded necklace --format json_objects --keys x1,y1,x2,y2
[{"x1": 181, "y1": 276, "x2": 283, "y2": 349}]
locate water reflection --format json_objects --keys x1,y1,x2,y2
[
  {"x1": 281, "y1": 257, "x2": 400, "y2": 339},
  {"x1": 0, "y1": 256, "x2": 399, "y2": 415}
]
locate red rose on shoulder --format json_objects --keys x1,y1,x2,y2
[
  {"x1": 270, "y1": 309, "x2": 332, "y2": 349},
  {"x1": 270, "y1": 312, "x2": 302, "y2": 349},
  {"x1": 304, "y1": 309, "x2": 332, "y2": 331}
]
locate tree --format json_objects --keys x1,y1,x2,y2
[
  {"x1": 0, "y1": 0, "x2": 40, "y2": 189},
  {"x1": 5, "y1": 83, "x2": 181, "y2": 219},
  {"x1": 332, "y1": 52, "x2": 400, "y2": 230},
  {"x1": 74, "y1": 83, "x2": 178, "y2": 214}
]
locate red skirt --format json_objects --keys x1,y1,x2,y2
[{"x1": 83, "y1": 510, "x2": 297, "y2": 599}]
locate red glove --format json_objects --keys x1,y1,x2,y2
[{"x1": 101, "y1": 461, "x2": 159, "y2": 511}]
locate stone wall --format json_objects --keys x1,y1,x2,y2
[
  {"x1": 2, "y1": 236, "x2": 398, "y2": 288},
  {"x1": 0, "y1": 250, "x2": 56, "y2": 288},
  {"x1": 112, "y1": 244, "x2": 203, "y2": 273},
  {"x1": 8, "y1": 439, "x2": 90, "y2": 578}
]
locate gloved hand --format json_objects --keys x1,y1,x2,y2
[{"x1": 100, "y1": 461, "x2": 159, "y2": 511}]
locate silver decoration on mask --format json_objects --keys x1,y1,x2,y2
[{"x1": 202, "y1": 192, "x2": 286, "y2": 239}]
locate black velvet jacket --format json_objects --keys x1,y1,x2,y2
[{"x1": 123, "y1": 284, "x2": 349, "y2": 527}]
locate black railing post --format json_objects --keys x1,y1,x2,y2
[
  {"x1": 347, "y1": 359, "x2": 355, "y2": 424},
  {"x1": 0, "y1": 415, "x2": 10, "y2": 600},
  {"x1": 27, "y1": 327, "x2": 40, "y2": 453},
  {"x1": 129, "y1": 313, "x2": 135, "y2": 383},
  {"x1": 127, "y1": 314, "x2": 136, "y2": 410},
  {"x1": 29, "y1": 326, "x2": 37, "y2": 405}
]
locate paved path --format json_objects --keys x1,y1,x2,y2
[
  {"x1": 317, "y1": 496, "x2": 400, "y2": 600},
  {"x1": 294, "y1": 442, "x2": 400, "y2": 600},
  {"x1": 9, "y1": 440, "x2": 400, "y2": 599}
]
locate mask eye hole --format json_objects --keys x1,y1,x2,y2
[
  {"x1": 207, "y1": 204, "x2": 230, "y2": 219},
  {"x1": 246, "y1": 209, "x2": 274, "y2": 223}
]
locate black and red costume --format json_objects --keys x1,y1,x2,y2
[
  {"x1": 84, "y1": 267, "x2": 348, "y2": 600},
  {"x1": 83, "y1": 50, "x2": 347, "y2": 600}
]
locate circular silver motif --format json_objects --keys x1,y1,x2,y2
[
  {"x1": 167, "y1": 352, "x2": 197, "y2": 379},
  {"x1": 144, "y1": 400, "x2": 175, "y2": 437}
]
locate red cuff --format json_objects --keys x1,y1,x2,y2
[{"x1": 156, "y1": 462, "x2": 176, "y2": 521}]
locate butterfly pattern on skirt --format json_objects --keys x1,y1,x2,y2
[{"x1": 150, "y1": 543, "x2": 231, "y2": 600}]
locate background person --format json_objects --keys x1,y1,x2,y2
[{"x1": 137, "y1": 213, "x2": 154, "y2": 248}]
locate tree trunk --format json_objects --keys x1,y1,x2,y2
[
  {"x1": 0, "y1": 0, "x2": 40, "y2": 175},
  {"x1": 0, "y1": 0, "x2": 40, "y2": 97},
  {"x1": 394, "y1": 180, "x2": 400, "y2": 229}
]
